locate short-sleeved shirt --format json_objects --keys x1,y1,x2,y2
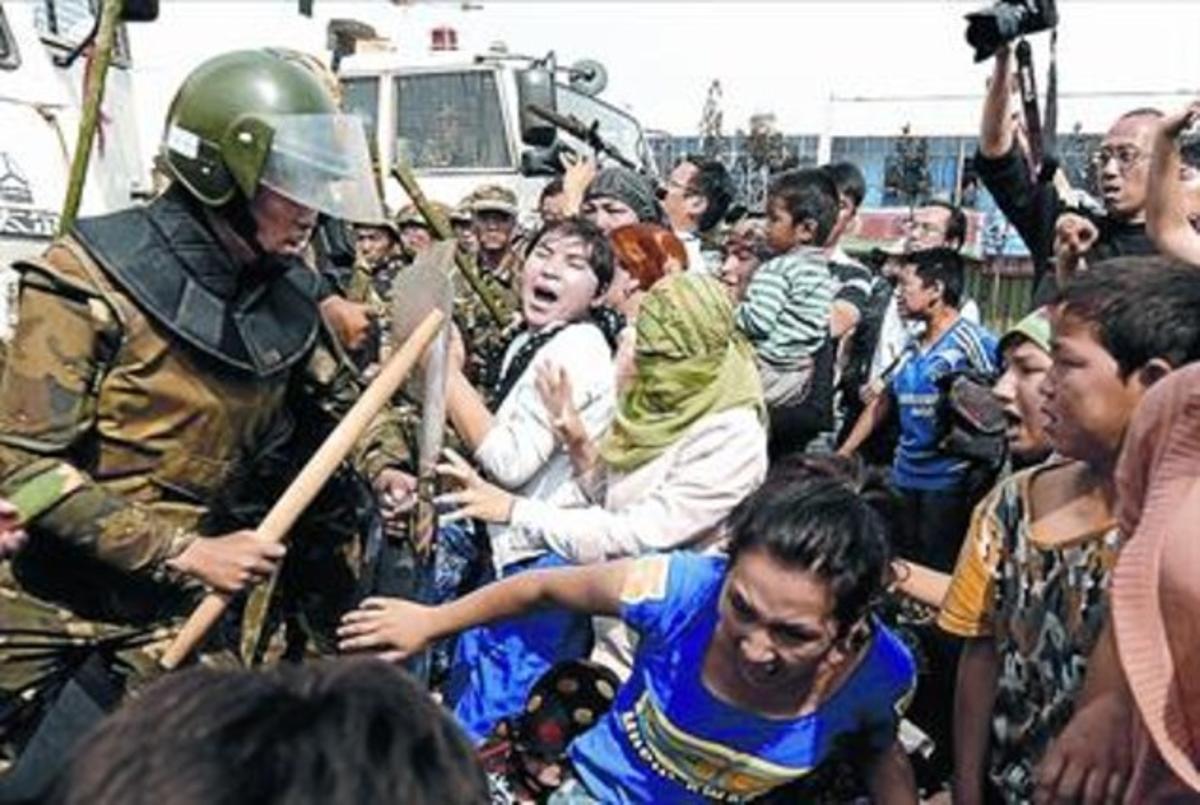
[
  {"x1": 570, "y1": 553, "x2": 915, "y2": 804},
  {"x1": 890, "y1": 316, "x2": 998, "y2": 492},
  {"x1": 828, "y1": 249, "x2": 874, "y2": 315},
  {"x1": 937, "y1": 461, "x2": 1121, "y2": 802}
]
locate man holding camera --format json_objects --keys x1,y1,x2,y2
[{"x1": 977, "y1": 44, "x2": 1159, "y2": 305}]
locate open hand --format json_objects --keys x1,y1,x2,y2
[
  {"x1": 535, "y1": 361, "x2": 587, "y2": 450},
  {"x1": 166, "y1": 529, "x2": 286, "y2": 595},
  {"x1": 560, "y1": 152, "x2": 598, "y2": 203},
  {"x1": 0, "y1": 499, "x2": 28, "y2": 560},
  {"x1": 435, "y1": 448, "x2": 515, "y2": 524},
  {"x1": 337, "y1": 597, "x2": 437, "y2": 662},
  {"x1": 1033, "y1": 690, "x2": 1132, "y2": 805}
]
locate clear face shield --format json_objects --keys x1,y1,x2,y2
[{"x1": 258, "y1": 113, "x2": 384, "y2": 224}]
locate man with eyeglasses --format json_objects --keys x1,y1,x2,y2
[
  {"x1": 657, "y1": 156, "x2": 734, "y2": 274},
  {"x1": 977, "y1": 45, "x2": 1160, "y2": 305}
]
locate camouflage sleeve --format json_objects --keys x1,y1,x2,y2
[{"x1": 0, "y1": 270, "x2": 195, "y2": 576}]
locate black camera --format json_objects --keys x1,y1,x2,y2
[{"x1": 965, "y1": 0, "x2": 1058, "y2": 62}]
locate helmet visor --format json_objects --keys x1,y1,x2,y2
[{"x1": 259, "y1": 113, "x2": 383, "y2": 224}]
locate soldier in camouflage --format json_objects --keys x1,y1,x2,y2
[{"x1": 0, "y1": 50, "x2": 414, "y2": 787}]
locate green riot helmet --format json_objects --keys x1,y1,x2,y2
[{"x1": 161, "y1": 49, "x2": 383, "y2": 223}]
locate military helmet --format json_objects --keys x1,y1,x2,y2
[
  {"x1": 161, "y1": 50, "x2": 382, "y2": 223},
  {"x1": 469, "y1": 184, "x2": 519, "y2": 217},
  {"x1": 395, "y1": 201, "x2": 451, "y2": 230},
  {"x1": 394, "y1": 203, "x2": 425, "y2": 229}
]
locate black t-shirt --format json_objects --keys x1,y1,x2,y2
[
  {"x1": 830, "y1": 259, "x2": 873, "y2": 313},
  {"x1": 975, "y1": 145, "x2": 1158, "y2": 305}
]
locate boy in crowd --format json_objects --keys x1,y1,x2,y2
[
  {"x1": 892, "y1": 305, "x2": 1056, "y2": 609},
  {"x1": 839, "y1": 247, "x2": 998, "y2": 571},
  {"x1": 838, "y1": 247, "x2": 997, "y2": 790},
  {"x1": 938, "y1": 259, "x2": 1200, "y2": 804},
  {"x1": 992, "y1": 307, "x2": 1054, "y2": 471},
  {"x1": 734, "y1": 169, "x2": 838, "y2": 412}
]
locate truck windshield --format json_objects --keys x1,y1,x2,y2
[
  {"x1": 340, "y1": 76, "x2": 379, "y2": 143},
  {"x1": 394, "y1": 70, "x2": 511, "y2": 171},
  {"x1": 557, "y1": 87, "x2": 652, "y2": 174}
]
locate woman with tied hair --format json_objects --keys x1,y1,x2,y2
[{"x1": 340, "y1": 462, "x2": 918, "y2": 804}]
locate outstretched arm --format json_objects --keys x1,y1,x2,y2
[
  {"x1": 338, "y1": 558, "x2": 634, "y2": 661},
  {"x1": 979, "y1": 45, "x2": 1016, "y2": 159},
  {"x1": 1146, "y1": 102, "x2": 1200, "y2": 266}
]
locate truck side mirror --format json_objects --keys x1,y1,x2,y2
[
  {"x1": 121, "y1": 0, "x2": 159, "y2": 22},
  {"x1": 516, "y1": 67, "x2": 557, "y2": 148},
  {"x1": 520, "y1": 147, "x2": 562, "y2": 178}
]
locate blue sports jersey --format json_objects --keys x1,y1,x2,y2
[
  {"x1": 891, "y1": 317, "x2": 998, "y2": 492},
  {"x1": 569, "y1": 553, "x2": 916, "y2": 803}
]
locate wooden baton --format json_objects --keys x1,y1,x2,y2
[{"x1": 158, "y1": 308, "x2": 446, "y2": 670}]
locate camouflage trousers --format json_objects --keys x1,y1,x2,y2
[{"x1": 0, "y1": 570, "x2": 241, "y2": 767}]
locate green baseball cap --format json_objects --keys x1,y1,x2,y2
[{"x1": 1000, "y1": 306, "x2": 1052, "y2": 355}]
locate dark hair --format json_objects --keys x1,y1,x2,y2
[
  {"x1": 1058, "y1": 257, "x2": 1200, "y2": 378},
  {"x1": 50, "y1": 659, "x2": 489, "y2": 805},
  {"x1": 824, "y1": 162, "x2": 866, "y2": 209},
  {"x1": 766, "y1": 168, "x2": 840, "y2": 246},
  {"x1": 539, "y1": 177, "x2": 565, "y2": 205},
  {"x1": 526, "y1": 216, "x2": 615, "y2": 294},
  {"x1": 909, "y1": 246, "x2": 965, "y2": 308},
  {"x1": 684, "y1": 155, "x2": 735, "y2": 232},
  {"x1": 726, "y1": 455, "x2": 892, "y2": 633},
  {"x1": 917, "y1": 199, "x2": 968, "y2": 251}
]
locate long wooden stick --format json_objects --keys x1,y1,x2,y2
[
  {"x1": 389, "y1": 164, "x2": 512, "y2": 327},
  {"x1": 59, "y1": 0, "x2": 123, "y2": 235},
  {"x1": 159, "y1": 309, "x2": 445, "y2": 670}
]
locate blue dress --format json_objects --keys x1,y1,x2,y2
[
  {"x1": 569, "y1": 553, "x2": 916, "y2": 803},
  {"x1": 446, "y1": 552, "x2": 593, "y2": 743}
]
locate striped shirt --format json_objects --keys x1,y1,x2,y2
[{"x1": 735, "y1": 247, "x2": 836, "y2": 369}]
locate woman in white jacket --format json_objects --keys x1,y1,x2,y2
[
  {"x1": 440, "y1": 273, "x2": 769, "y2": 677},
  {"x1": 438, "y1": 217, "x2": 617, "y2": 742}
]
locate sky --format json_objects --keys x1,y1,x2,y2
[{"x1": 128, "y1": 0, "x2": 1200, "y2": 146}]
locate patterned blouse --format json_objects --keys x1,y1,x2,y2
[{"x1": 938, "y1": 459, "x2": 1121, "y2": 802}]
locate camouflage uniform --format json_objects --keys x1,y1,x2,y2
[
  {"x1": 457, "y1": 186, "x2": 524, "y2": 393},
  {"x1": 0, "y1": 190, "x2": 413, "y2": 759}
]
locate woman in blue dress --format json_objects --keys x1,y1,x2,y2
[{"x1": 341, "y1": 463, "x2": 918, "y2": 803}]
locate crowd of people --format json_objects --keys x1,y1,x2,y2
[{"x1": 1, "y1": 37, "x2": 1200, "y2": 805}]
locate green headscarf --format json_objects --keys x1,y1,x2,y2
[{"x1": 599, "y1": 273, "x2": 765, "y2": 473}]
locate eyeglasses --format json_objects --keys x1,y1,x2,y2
[{"x1": 1090, "y1": 146, "x2": 1148, "y2": 174}]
